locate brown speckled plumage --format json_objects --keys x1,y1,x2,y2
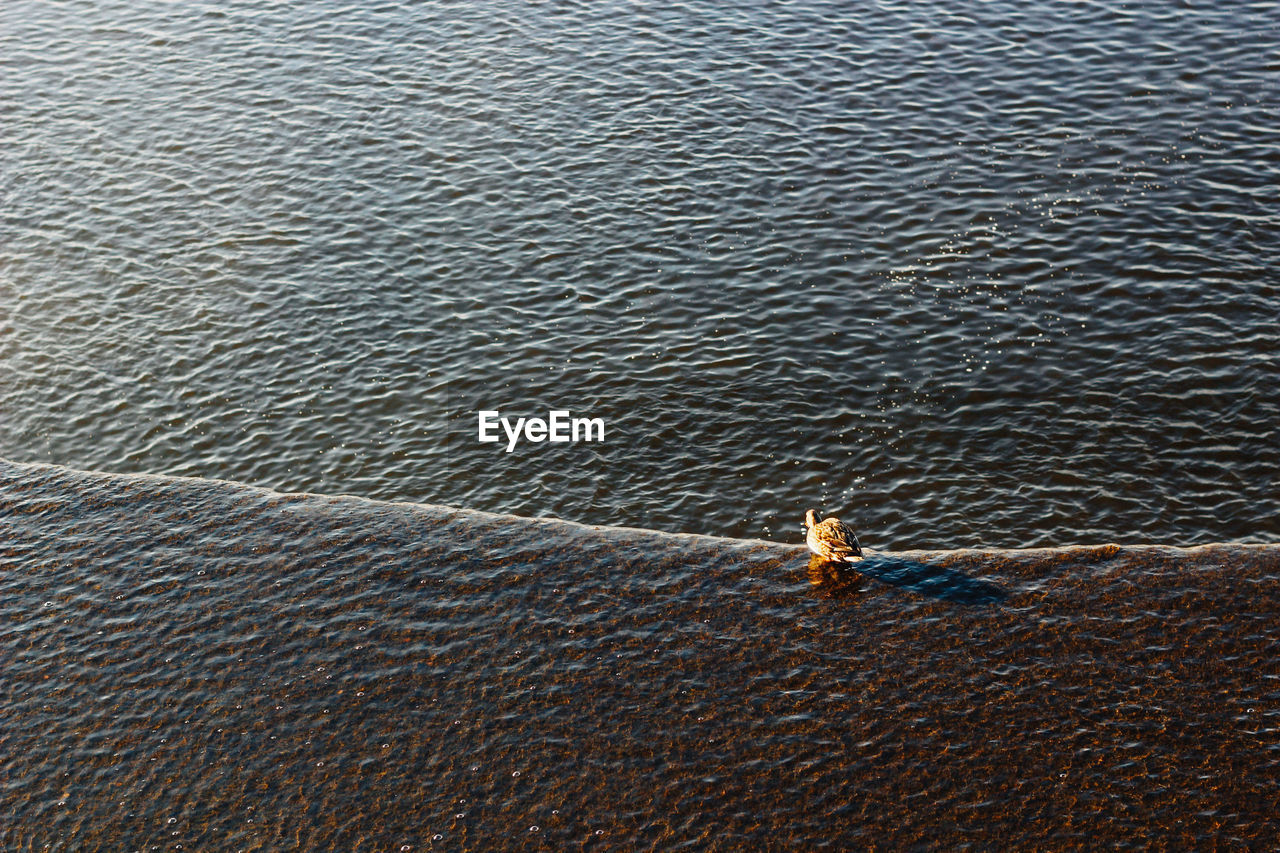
[{"x1": 804, "y1": 508, "x2": 863, "y2": 562}]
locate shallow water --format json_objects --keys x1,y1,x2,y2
[
  {"x1": 2, "y1": 459, "x2": 1278, "y2": 850},
  {"x1": 2, "y1": 0, "x2": 1278, "y2": 548}
]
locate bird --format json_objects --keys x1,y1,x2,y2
[{"x1": 803, "y1": 508, "x2": 863, "y2": 562}]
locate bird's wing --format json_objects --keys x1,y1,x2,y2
[
  {"x1": 828, "y1": 539, "x2": 859, "y2": 556},
  {"x1": 828, "y1": 522, "x2": 861, "y2": 553}
]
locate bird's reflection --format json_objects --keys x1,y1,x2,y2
[
  {"x1": 807, "y1": 553, "x2": 1006, "y2": 605},
  {"x1": 807, "y1": 556, "x2": 869, "y2": 597}
]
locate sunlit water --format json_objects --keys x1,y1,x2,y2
[
  {"x1": 2, "y1": 459, "x2": 1278, "y2": 850},
  {"x1": 2, "y1": 1, "x2": 1279, "y2": 847},
  {"x1": 2, "y1": 0, "x2": 1277, "y2": 548}
]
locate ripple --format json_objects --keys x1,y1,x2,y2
[{"x1": 2, "y1": 0, "x2": 1278, "y2": 560}]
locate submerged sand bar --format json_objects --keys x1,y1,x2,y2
[{"x1": 1, "y1": 458, "x2": 1277, "y2": 849}]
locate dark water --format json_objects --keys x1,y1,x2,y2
[
  {"x1": 2, "y1": 459, "x2": 1279, "y2": 850},
  {"x1": 2, "y1": 0, "x2": 1278, "y2": 548},
  {"x1": 2, "y1": 2, "x2": 1278, "y2": 844}
]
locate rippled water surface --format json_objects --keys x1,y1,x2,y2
[
  {"x1": 3, "y1": 460, "x2": 1279, "y2": 850},
  {"x1": 5, "y1": 5, "x2": 1280, "y2": 845},
  {"x1": 2, "y1": 0, "x2": 1278, "y2": 547}
]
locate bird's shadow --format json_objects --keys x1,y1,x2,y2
[{"x1": 808, "y1": 554, "x2": 1007, "y2": 605}]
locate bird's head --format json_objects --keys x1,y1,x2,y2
[{"x1": 803, "y1": 508, "x2": 821, "y2": 530}]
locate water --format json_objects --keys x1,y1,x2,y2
[
  {"x1": 1, "y1": 0, "x2": 1276, "y2": 548},
  {"x1": 3, "y1": 459, "x2": 1278, "y2": 850},
  {"x1": 2, "y1": 0, "x2": 1279, "y2": 847}
]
